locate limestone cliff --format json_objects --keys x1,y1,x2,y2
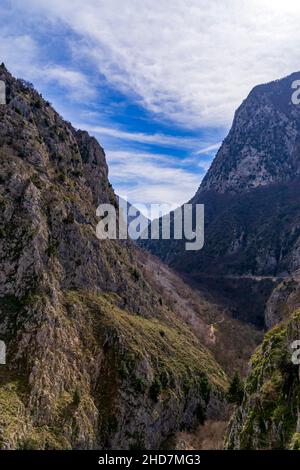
[
  {"x1": 225, "y1": 309, "x2": 300, "y2": 449},
  {"x1": 0, "y1": 65, "x2": 234, "y2": 449}
]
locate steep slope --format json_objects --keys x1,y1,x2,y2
[
  {"x1": 143, "y1": 71, "x2": 300, "y2": 327},
  {"x1": 0, "y1": 65, "x2": 237, "y2": 449},
  {"x1": 225, "y1": 308, "x2": 300, "y2": 450},
  {"x1": 200, "y1": 71, "x2": 300, "y2": 194},
  {"x1": 225, "y1": 273, "x2": 300, "y2": 450}
]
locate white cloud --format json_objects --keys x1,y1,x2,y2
[
  {"x1": 0, "y1": 30, "x2": 95, "y2": 102},
  {"x1": 107, "y1": 149, "x2": 212, "y2": 170},
  {"x1": 43, "y1": 66, "x2": 96, "y2": 101},
  {"x1": 0, "y1": 33, "x2": 39, "y2": 78},
  {"x1": 195, "y1": 143, "x2": 222, "y2": 155},
  {"x1": 14, "y1": 0, "x2": 300, "y2": 127},
  {"x1": 5, "y1": 0, "x2": 300, "y2": 209},
  {"x1": 106, "y1": 149, "x2": 203, "y2": 214},
  {"x1": 77, "y1": 123, "x2": 215, "y2": 150}
]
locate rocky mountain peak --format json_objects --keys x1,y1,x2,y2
[{"x1": 198, "y1": 72, "x2": 300, "y2": 195}]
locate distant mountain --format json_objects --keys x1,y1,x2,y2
[
  {"x1": 199, "y1": 72, "x2": 300, "y2": 194},
  {"x1": 117, "y1": 196, "x2": 150, "y2": 240},
  {"x1": 143, "y1": 71, "x2": 300, "y2": 327}
]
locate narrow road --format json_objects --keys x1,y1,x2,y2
[{"x1": 197, "y1": 274, "x2": 291, "y2": 282}]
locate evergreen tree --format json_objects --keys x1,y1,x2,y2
[{"x1": 227, "y1": 372, "x2": 244, "y2": 405}]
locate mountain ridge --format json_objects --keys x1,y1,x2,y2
[
  {"x1": 0, "y1": 65, "x2": 260, "y2": 449},
  {"x1": 142, "y1": 71, "x2": 300, "y2": 327},
  {"x1": 198, "y1": 71, "x2": 300, "y2": 195}
]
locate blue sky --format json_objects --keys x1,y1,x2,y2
[{"x1": 1, "y1": 0, "x2": 300, "y2": 215}]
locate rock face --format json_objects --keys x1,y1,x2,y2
[
  {"x1": 143, "y1": 71, "x2": 300, "y2": 327},
  {"x1": 0, "y1": 65, "x2": 234, "y2": 449},
  {"x1": 265, "y1": 276, "x2": 300, "y2": 328},
  {"x1": 225, "y1": 270, "x2": 300, "y2": 449},
  {"x1": 139, "y1": 71, "x2": 300, "y2": 449},
  {"x1": 200, "y1": 72, "x2": 300, "y2": 193},
  {"x1": 225, "y1": 308, "x2": 300, "y2": 450}
]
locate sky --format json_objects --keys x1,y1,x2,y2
[{"x1": 1, "y1": 0, "x2": 300, "y2": 216}]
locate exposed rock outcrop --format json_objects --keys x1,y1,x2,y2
[
  {"x1": 265, "y1": 276, "x2": 300, "y2": 328},
  {"x1": 225, "y1": 309, "x2": 300, "y2": 449},
  {"x1": 200, "y1": 72, "x2": 300, "y2": 194},
  {"x1": 0, "y1": 65, "x2": 233, "y2": 449}
]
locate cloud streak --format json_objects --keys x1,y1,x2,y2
[
  {"x1": 14, "y1": 0, "x2": 300, "y2": 128},
  {"x1": 77, "y1": 123, "x2": 218, "y2": 151},
  {"x1": 106, "y1": 149, "x2": 205, "y2": 212},
  {"x1": 43, "y1": 66, "x2": 97, "y2": 101},
  {"x1": 4, "y1": 0, "x2": 300, "y2": 211},
  {"x1": 0, "y1": 27, "x2": 96, "y2": 102}
]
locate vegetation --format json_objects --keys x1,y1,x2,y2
[
  {"x1": 226, "y1": 308, "x2": 300, "y2": 449},
  {"x1": 227, "y1": 372, "x2": 244, "y2": 405},
  {"x1": 63, "y1": 290, "x2": 228, "y2": 447},
  {"x1": 64, "y1": 290, "x2": 228, "y2": 392}
]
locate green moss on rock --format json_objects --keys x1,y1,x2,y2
[{"x1": 226, "y1": 309, "x2": 300, "y2": 449}]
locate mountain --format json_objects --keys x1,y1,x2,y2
[
  {"x1": 0, "y1": 65, "x2": 262, "y2": 450},
  {"x1": 200, "y1": 72, "x2": 300, "y2": 193},
  {"x1": 225, "y1": 303, "x2": 300, "y2": 450},
  {"x1": 117, "y1": 196, "x2": 150, "y2": 240},
  {"x1": 225, "y1": 270, "x2": 300, "y2": 449},
  {"x1": 204, "y1": 73, "x2": 300, "y2": 451},
  {"x1": 143, "y1": 71, "x2": 300, "y2": 327},
  {"x1": 140, "y1": 72, "x2": 300, "y2": 450}
]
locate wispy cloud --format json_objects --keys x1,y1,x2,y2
[
  {"x1": 43, "y1": 65, "x2": 96, "y2": 101},
  {"x1": 77, "y1": 123, "x2": 217, "y2": 150},
  {"x1": 0, "y1": 33, "x2": 39, "y2": 78},
  {"x1": 0, "y1": 29, "x2": 96, "y2": 102},
  {"x1": 13, "y1": 0, "x2": 300, "y2": 127},
  {"x1": 107, "y1": 149, "x2": 213, "y2": 170},
  {"x1": 4, "y1": 0, "x2": 300, "y2": 211},
  {"x1": 195, "y1": 143, "x2": 221, "y2": 155},
  {"x1": 106, "y1": 149, "x2": 204, "y2": 213}
]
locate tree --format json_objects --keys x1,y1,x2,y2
[
  {"x1": 227, "y1": 372, "x2": 244, "y2": 405},
  {"x1": 19, "y1": 79, "x2": 34, "y2": 89}
]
